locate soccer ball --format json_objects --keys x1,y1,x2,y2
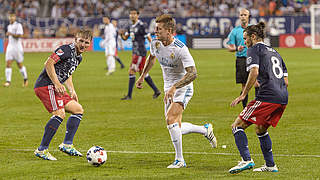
[{"x1": 86, "y1": 146, "x2": 107, "y2": 167}]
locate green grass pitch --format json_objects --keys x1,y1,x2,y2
[{"x1": 0, "y1": 48, "x2": 319, "y2": 179}]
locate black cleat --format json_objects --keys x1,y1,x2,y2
[
  {"x1": 121, "y1": 95, "x2": 132, "y2": 100},
  {"x1": 153, "y1": 91, "x2": 161, "y2": 99},
  {"x1": 120, "y1": 65, "x2": 125, "y2": 69}
]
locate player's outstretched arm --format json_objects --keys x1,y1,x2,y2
[
  {"x1": 231, "y1": 67, "x2": 258, "y2": 107},
  {"x1": 136, "y1": 54, "x2": 156, "y2": 89},
  {"x1": 65, "y1": 75, "x2": 78, "y2": 102},
  {"x1": 45, "y1": 57, "x2": 66, "y2": 95}
]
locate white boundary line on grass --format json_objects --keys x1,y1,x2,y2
[{"x1": 5, "y1": 149, "x2": 320, "y2": 158}]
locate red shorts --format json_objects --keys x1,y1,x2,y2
[
  {"x1": 130, "y1": 54, "x2": 146, "y2": 72},
  {"x1": 34, "y1": 85, "x2": 73, "y2": 113},
  {"x1": 239, "y1": 100, "x2": 287, "y2": 128}
]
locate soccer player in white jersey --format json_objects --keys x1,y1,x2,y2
[
  {"x1": 4, "y1": 13, "x2": 28, "y2": 87},
  {"x1": 103, "y1": 16, "x2": 117, "y2": 75},
  {"x1": 136, "y1": 14, "x2": 217, "y2": 168}
]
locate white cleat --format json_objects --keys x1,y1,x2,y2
[
  {"x1": 229, "y1": 159, "x2": 255, "y2": 174},
  {"x1": 204, "y1": 123, "x2": 217, "y2": 148},
  {"x1": 253, "y1": 164, "x2": 278, "y2": 172},
  {"x1": 34, "y1": 149, "x2": 57, "y2": 160},
  {"x1": 167, "y1": 160, "x2": 187, "y2": 168}
]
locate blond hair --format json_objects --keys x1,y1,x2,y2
[
  {"x1": 155, "y1": 14, "x2": 176, "y2": 33},
  {"x1": 75, "y1": 28, "x2": 93, "y2": 40}
]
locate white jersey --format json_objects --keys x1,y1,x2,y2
[
  {"x1": 104, "y1": 23, "x2": 116, "y2": 44},
  {"x1": 150, "y1": 38, "x2": 195, "y2": 92},
  {"x1": 7, "y1": 21, "x2": 23, "y2": 51}
]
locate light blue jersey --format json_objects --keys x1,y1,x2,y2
[{"x1": 227, "y1": 25, "x2": 247, "y2": 57}]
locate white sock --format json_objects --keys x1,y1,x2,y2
[
  {"x1": 167, "y1": 122, "x2": 184, "y2": 161},
  {"x1": 19, "y1": 66, "x2": 28, "y2": 80},
  {"x1": 181, "y1": 122, "x2": 206, "y2": 135},
  {"x1": 5, "y1": 68, "x2": 12, "y2": 82}
]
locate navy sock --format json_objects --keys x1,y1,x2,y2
[
  {"x1": 38, "y1": 116, "x2": 63, "y2": 151},
  {"x1": 63, "y1": 114, "x2": 82, "y2": 145},
  {"x1": 127, "y1": 75, "x2": 135, "y2": 98},
  {"x1": 144, "y1": 75, "x2": 159, "y2": 93},
  {"x1": 240, "y1": 91, "x2": 248, "y2": 108},
  {"x1": 258, "y1": 132, "x2": 275, "y2": 167},
  {"x1": 233, "y1": 127, "x2": 251, "y2": 161},
  {"x1": 116, "y1": 57, "x2": 124, "y2": 67}
]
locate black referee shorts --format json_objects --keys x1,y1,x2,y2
[{"x1": 235, "y1": 56, "x2": 249, "y2": 84}]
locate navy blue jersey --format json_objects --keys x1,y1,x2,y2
[
  {"x1": 246, "y1": 42, "x2": 288, "y2": 104},
  {"x1": 126, "y1": 20, "x2": 148, "y2": 56},
  {"x1": 34, "y1": 43, "x2": 82, "y2": 88}
]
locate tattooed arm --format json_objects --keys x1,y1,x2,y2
[
  {"x1": 173, "y1": 66, "x2": 197, "y2": 89},
  {"x1": 164, "y1": 66, "x2": 197, "y2": 103}
]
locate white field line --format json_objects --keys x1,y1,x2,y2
[{"x1": 4, "y1": 149, "x2": 320, "y2": 158}]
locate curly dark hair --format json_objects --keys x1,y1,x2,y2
[{"x1": 244, "y1": 22, "x2": 266, "y2": 39}]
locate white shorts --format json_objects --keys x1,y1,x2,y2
[
  {"x1": 105, "y1": 41, "x2": 116, "y2": 56},
  {"x1": 164, "y1": 85, "x2": 193, "y2": 116},
  {"x1": 6, "y1": 48, "x2": 24, "y2": 63}
]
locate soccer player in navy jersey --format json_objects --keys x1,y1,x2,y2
[
  {"x1": 229, "y1": 22, "x2": 288, "y2": 173},
  {"x1": 33, "y1": 29, "x2": 93, "y2": 160},
  {"x1": 119, "y1": 8, "x2": 161, "y2": 100}
]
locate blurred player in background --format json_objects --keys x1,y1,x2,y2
[
  {"x1": 103, "y1": 16, "x2": 117, "y2": 75},
  {"x1": 229, "y1": 22, "x2": 288, "y2": 174},
  {"x1": 226, "y1": 9, "x2": 251, "y2": 108},
  {"x1": 119, "y1": 8, "x2": 160, "y2": 100},
  {"x1": 136, "y1": 14, "x2": 217, "y2": 168},
  {"x1": 4, "y1": 13, "x2": 28, "y2": 87},
  {"x1": 33, "y1": 29, "x2": 93, "y2": 160},
  {"x1": 111, "y1": 19, "x2": 125, "y2": 69}
]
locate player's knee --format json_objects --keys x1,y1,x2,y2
[
  {"x1": 53, "y1": 111, "x2": 66, "y2": 120},
  {"x1": 255, "y1": 125, "x2": 267, "y2": 134},
  {"x1": 74, "y1": 104, "x2": 84, "y2": 114},
  {"x1": 166, "y1": 115, "x2": 178, "y2": 125}
]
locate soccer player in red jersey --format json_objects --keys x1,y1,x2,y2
[{"x1": 33, "y1": 29, "x2": 92, "y2": 160}]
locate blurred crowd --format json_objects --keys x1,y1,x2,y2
[
  {"x1": 0, "y1": 0, "x2": 319, "y2": 18},
  {"x1": 0, "y1": 0, "x2": 318, "y2": 38}
]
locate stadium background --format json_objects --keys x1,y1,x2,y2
[
  {"x1": 1, "y1": 0, "x2": 320, "y2": 179},
  {"x1": 0, "y1": 0, "x2": 317, "y2": 52}
]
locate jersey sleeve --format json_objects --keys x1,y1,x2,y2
[
  {"x1": 17, "y1": 23, "x2": 23, "y2": 35},
  {"x1": 49, "y1": 45, "x2": 72, "y2": 63},
  {"x1": 180, "y1": 46, "x2": 195, "y2": 68},
  {"x1": 150, "y1": 40, "x2": 156, "y2": 56},
  {"x1": 246, "y1": 47, "x2": 260, "y2": 72},
  {"x1": 282, "y1": 59, "x2": 288, "y2": 77},
  {"x1": 227, "y1": 30, "x2": 235, "y2": 45}
]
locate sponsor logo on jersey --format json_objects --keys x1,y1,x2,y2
[
  {"x1": 56, "y1": 49, "x2": 64, "y2": 56},
  {"x1": 251, "y1": 117, "x2": 256, "y2": 122},
  {"x1": 58, "y1": 100, "x2": 64, "y2": 107}
]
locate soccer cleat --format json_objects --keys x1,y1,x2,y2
[
  {"x1": 204, "y1": 123, "x2": 217, "y2": 148},
  {"x1": 3, "y1": 81, "x2": 10, "y2": 87},
  {"x1": 34, "y1": 149, "x2": 57, "y2": 160},
  {"x1": 229, "y1": 159, "x2": 255, "y2": 174},
  {"x1": 153, "y1": 91, "x2": 161, "y2": 99},
  {"x1": 58, "y1": 143, "x2": 83, "y2": 156},
  {"x1": 253, "y1": 164, "x2": 278, "y2": 172},
  {"x1": 167, "y1": 160, "x2": 187, "y2": 168},
  {"x1": 23, "y1": 79, "x2": 28, "y2": 87},
  {"x1": 121, "y1": 95, "x2": 132, "y2": 100}
]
